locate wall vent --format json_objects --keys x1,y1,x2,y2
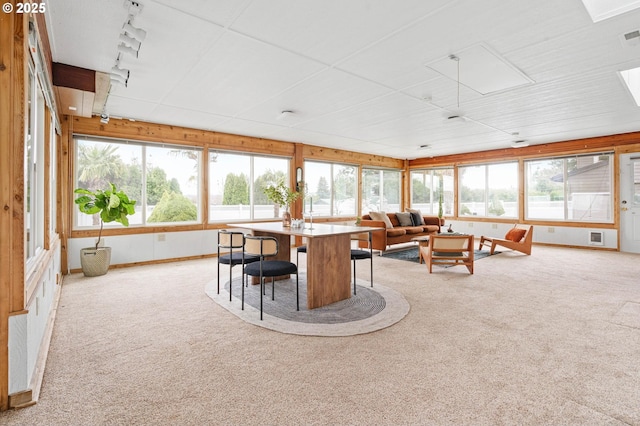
[
  {"x1": 589, "y1": 231, "x2": 604, "y2": 246},
  {"x1": 620, "y1": 30, "x2": 640, "y2": 47}
]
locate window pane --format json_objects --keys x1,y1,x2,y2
[
  {"x1": 75, "y1": 139, "x2": 144, "y2": 227},
  {"x1": 634, "y1": 161, "x2": 640, "y2": 204},
  {"x1": 304, "y1": 162, "x2": 331, "y2": 216},
  {"x1": 209, "y1": 152, "x2": 251, "y2": 221},
  {"x1": 526, "y1": 154, "x2": 613, "y2": 222},
  {"x1": 363, "y1": 169, "x2": 401, "y2": 214},
  {"x1": 568, "y1": 155, "x2": 612, "y2": 221},
  {"x1": 526, "y1": 159, "x2": 565, "y2": 220},
  {"x1": 208, "y1": 152, "x2": 290, "y2": 222},
  {"x1": 146, "y1": 146, "x2": 200, "y2": 224},
  {"x1": 411, "y1": 168, "x2": 454, "y2": 216},
  {"x1": 487, "y1": 163, "x2": 518, "y2": 218},
  {"x1": 253, "y1": 156, "x2": 290, "y2": 220},
  {"x1": 304, "y1": 161, "x2": 357, "y2": 217},
  {"x1": 459, "y1": 165, "x2": 485, "y2": 216},
  {"x1": 333, "y1": 165, "x2": 357, "y2": 216}
]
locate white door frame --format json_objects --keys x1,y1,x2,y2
[{"x1": 619, "y1": 152, "x2": 640, "y2": 253}]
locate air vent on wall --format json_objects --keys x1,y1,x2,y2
[
  {"x1": 589, "y1": 231, "x2": 604, "y2": 246},
  {"x1": 620, "y1": 30, "x2": 640, "y2": 47}
]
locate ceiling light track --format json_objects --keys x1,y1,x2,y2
[{"x1": 100, "y1": 1, "x2": 147, "y2": 123}]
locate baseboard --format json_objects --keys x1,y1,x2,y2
[{"x1": 10, "y1": 276, "x2": 64, "y2": 409}]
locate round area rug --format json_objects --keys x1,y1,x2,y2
[{"x1": 205, "y1": 272, "x2": 410, "y2": 337}]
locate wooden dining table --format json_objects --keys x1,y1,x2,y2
[{"x1": 234, "y1": 222, "x2": 380, "y2": 309}]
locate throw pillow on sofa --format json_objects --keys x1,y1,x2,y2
[
  {"x1": 405, "y1": 208, "x2": 425, "y2": 226},
  {"x1": 369, "y1": 211, "x2": 394, "y2": 228},
  {"x1": 395, "y1": 212, "x2": 414, "y2": 227}
]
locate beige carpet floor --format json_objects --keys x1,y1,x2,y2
[{"x1": 2, "y1": 245, "x2": 639, "y2": 425}]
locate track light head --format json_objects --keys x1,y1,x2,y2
[
  {"x1": 123, "y1": 21, "x2": 146, "y2": 43},
  {"x1": 118, "y1": 43, "x2": 139, "y2": 58},
  {"x1": 111, "y1": 65, "x2": 130, "y2": 80},
  {"x1": 119, "y1": 33, "x2": 141, "y2": 51},
  {"x1": 100, "y1": 112, "x2": 110, "y2": 124}
]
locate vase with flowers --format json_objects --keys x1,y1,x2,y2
[{"x1": 263, "y1": 180, "x2": 301, "y2": 226}]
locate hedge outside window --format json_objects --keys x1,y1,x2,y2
[
  {"x1": 74, "y1": 137, "x2": 201, "y2": 228},
  {"x1": 362, "y1": 168, "x2": 401, "y2": 215},
  {"x1": 459, "y1": 162, "x2": 518, "y2": 218},
  {"x1": 303, "y1": 161, "x2": 357, "y2": 217},
  {"x1": 208, "y1": 152, "x2": 290, "y2": 222},
  {"x1": 410, "y1": 168, "x2": 454, "y2": 216},
  {"x1": 525, "y1": 153, "x2": 613, "y2": 222}
]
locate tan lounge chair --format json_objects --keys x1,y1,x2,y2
[{"x1": 478, "y1": 224, "x2": 533, "y2": 255}]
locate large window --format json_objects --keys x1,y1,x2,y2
[
  {"x1": 459, "y1": 162, "x2": 518, "y2": 218},
  {"x1": 74, "y1": 137, "x2": 201, "y2": 228},
  {"x1": 525, "y1": 153, "x2": 613, "y2": 222},
  {"x1": 209, "y1": 151, "x2": 290, "y2": 222},
  {"x1": 411, "y1": 168, "x2": 454, "y2": 216},
  {"x1": 303, "y1": 161, "x2": 357, "y2": 217},
  {"x1": 25, "y1": 60, "x2": 46, "y2": 262},
  {"x1": 362, "y1": 168, "x2": 401, "y2": 214}
]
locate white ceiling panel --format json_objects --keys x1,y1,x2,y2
[
  {"x1": 237, "y1": 68, "x2": 394, "y2": 124},
  {"x1": 230, "y1": 0, "x2": 451, "y2": 65},
  {"x1": 45, "y1": 0, "x2": 640, "y2": 159},
  {"x1": 162, "y1": 31, "x2": 326, "y2": 116}
]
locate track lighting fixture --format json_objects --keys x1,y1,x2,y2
[
  {"x1": 119, "y1": 33, "x2": 141, "y2": 51},
  {"x1": 110, "y1": 74, "x2": 128, "y2": 86},
  {"x1": 118, "y1": 42, "x2": 139, "y2": 58},
  {"x1": 100, "y1": 111, "x2": 110, "y2": 124},
  {"x1": 111, "y1": 65, "x2": 130, "y2": 80},
  {"x1": 123, "y1": 21, "x2": 147, "y2": 43}
]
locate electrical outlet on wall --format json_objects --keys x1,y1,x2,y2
[
  {"x1": 548, "y1": 227, "x2": 555, "y2": 233},
  {"x1": 491, "y1": 223, "x2": 498, "y2": 229},
  {"x1": 157, "y1": 234, "x2": 166, "y2": 242}
]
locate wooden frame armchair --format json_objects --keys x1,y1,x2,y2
[
  {"x1": 423, "y1": 234, "x2": 474, "y2": 274},
  {"x1": 478, "y1": 224, "x2": 533, "y2": 255}
]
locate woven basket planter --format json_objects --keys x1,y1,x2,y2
[{"x1": 80, "y1": 247, "x2": 112, "y2": 277}]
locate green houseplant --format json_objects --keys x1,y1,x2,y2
[
  {"x1": 263, "y1": 180, "x2": 300, "y2": 226},
  {"x1": 74, "y1": 183, "x2": 136, "y2": 276}
]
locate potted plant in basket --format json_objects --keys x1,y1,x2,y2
[
  {"x1": 263, "y1": 179, "x2": 300, "y2": 226},
  {"x1": 74, "y1": 183, "x2": 136, "y2": 276}
]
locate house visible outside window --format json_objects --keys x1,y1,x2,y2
[
  {"x1": 459, "y1": 162, "x2": 518, "y2": 218},
  {"x1": 303, "y1": 161, "x2": 357, "y2": 217},
  {"x1": 410, "y1": 168, "x2": 454, "y2": 216},
  {"x1": 525, "y1": 153, "x2": 613, "y2": 222},
  {"x1": 208, "y1": 151, "x2": 290, "y2": 222},
  {"x1": 362, "y1": 168, "x2": 401, "y2": 214},
  {"x1": 73, "y1": 137, "x2": 201, "y2": 228}
]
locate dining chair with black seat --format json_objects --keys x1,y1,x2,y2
[
  {"x1": 350, "y1": 231, "x2": 373, "y2": 295},
  {"x1": 217, "y1": 230, "x2": 260, "y2": 309},
  {"x1": 243, "y1": 235, "x2": 299, "y2": 320}
]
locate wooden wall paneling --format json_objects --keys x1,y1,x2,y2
[
  {"x1": 409, "y1": 132, "x2": 640, "y2": 169},
  {"x1": 402, "y1": 159, "x2": 410, "y2": 211},
  {"x1": 0, "y1": 5, "x2": 26, "y2": 411},
  {"x1": 70, "y1": 116, "x2": 296, "y2": 158},
  {"x1": 302, "y1": 144, "x2": 404, "y2": 169},
  {"x1": 517, "y1": 159, "x2": 525, "y2": 222},
  {"x1": 201, "y1": 148, "x2": 209, "y2": 226},
  {"x1": 43, "y1": 112, "x2": 51, "y2": 250},
  {"x1": 59, "y1": 116, "x2": 72, "y2": 273}
]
